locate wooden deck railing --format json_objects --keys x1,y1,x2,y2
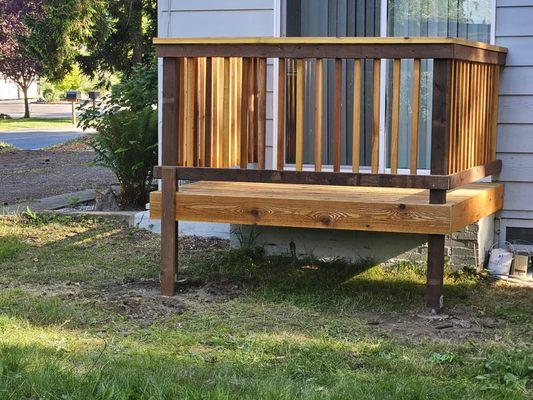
[
  {"x1": 153, "y1": 37, "x2": 507, "y2": 309},
  {"x1": 155, "y1": 37, "x2": 507, "y2": 190}
]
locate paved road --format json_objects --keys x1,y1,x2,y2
[
  {"x1": 0, "y1": 100, "x2": 76, "y2": 119},
  {"x1": 0, "y1": 129, "x2": 84, "y2": 150}
]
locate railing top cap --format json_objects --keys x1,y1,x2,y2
[{"x1": 153, "y1": 36, "x2": 507, "y2": 53}]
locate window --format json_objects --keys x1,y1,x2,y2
[{"x1": 283, "y1": 0, "x2": 494, "y2": 170}]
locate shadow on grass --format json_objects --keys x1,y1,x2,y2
[{"x1": 0, "y1": 213, "x2": 158, "y2": 285}]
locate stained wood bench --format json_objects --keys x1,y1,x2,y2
[{"x1": 152, "y1": 37, "x2": 507, "y2": 313}]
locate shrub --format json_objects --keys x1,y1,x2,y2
[
  {"x1": 79, "y1": 61, "x2": 158, "y2": 209},
  {"x1": 89, "y1": 107, "x2": 157, "y2": 209}
]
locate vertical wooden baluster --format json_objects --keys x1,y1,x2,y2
[
  {"x1": 485, "y1": 65, "x2": 494, "y2": 163},
  {"x1": 205, "y1": 58, "x2": 212, "y2": 167},
  {"x1": 178, "y1": 58, "x2": 187, "y2": 166},
  {"x1": 372, "y1": 59, "x2": 381, "y2": 174},
  {"x1": 186, "y1": 58, "x2": 197, "y2": 166},
  {"x1": 257, "y1": 58, "x2": 267, "y2": 169},
  {"x1": 465, "y1": 62, "x2": 474, "y2": 169},
  {"x1": 229, "y1": 58, "x2": 236, "y2": 167},
  {"x1": 460, "y1": 62, "x2": 469, "y2": 172},
  {"x1": 240, "y1": 58, "x2": 250, "y2": 169},
  {"x1": 390, "y1": 59, "x2": 401, "y2": 174},
  {"x1": 410, "y1": 58, "x2": 421, "y2": 174},
  {"x1": 236, "y1": 59, "x2": 242, "y2": 167},
  {"x1": 197, "y1": 58, "x2": 206, "y2": 167},
  {"x1": 248, "y1": 59, "x2": 256, "y2": 164},
  {"x1": 211, "y1": 58, "x2": 220, "y2": 168},
  {"x1": 478, "y1": 64, "x2": 484, "y2": 166},
  {"x1": 448, "y1": 60, "x2": 457, "y2": 174},
  {"x1": 277, "y1": 58, "x2": 286, "y2": 170},
  {"x1": 480, "y1": 64, "x2": 488, "y2": 165},
  {"x1": 490, "y1": 65, "x2": 500, "y2": 161},
  {"x1": 314, "y1": 58, "x2": 323, "y2": 172},
  {"x1": 333, "y1": 58, "x2": 342, "y2": 172},
  {"x1": 296, "y1": 59, "x2": 304, "y2": 171},
  {"x1": 253, "y1": 58, "x2": 260, "y2": 163},
  {"x1": 221, "y1": 57, "x2": 230, "y2": 168},
  {"x1": 352, "y1": 59, "x2": 362, "y2": 173},
  {"x1": 472, "y1": 63, "x2": 479, "y2": 168}
]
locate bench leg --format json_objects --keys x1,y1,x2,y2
[
  {"x1": 161, "y1": 167, "x2": 177, "y2": 296},
  {"x1": 426, "y1": 234, "x2": 445, "y2": 313}
]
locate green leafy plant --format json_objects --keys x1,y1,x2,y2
[
  {"x1": 79, "y1": 61, "x2": 158, "y2": 209},
  {"x1": 89, "y1": 107, "x2": 157, "y2": 209}
]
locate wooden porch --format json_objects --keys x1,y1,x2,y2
[{"x1": 151, "y1": 37, "x2": 507, "y2": 312}]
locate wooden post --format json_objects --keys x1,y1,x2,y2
[
  {"x1": 161, "y1": 58, "x2": 180, "y2": 296},
  {"x1": 427, "y1": 59, "x2": 452, "y2": 313},
  {"x1": 71, "y1": 100, "x2": 77, "y2": 125}
]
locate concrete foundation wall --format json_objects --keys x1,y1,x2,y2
[{"x1": 231, "y1": 215, "x2": 496, "y2": 269}]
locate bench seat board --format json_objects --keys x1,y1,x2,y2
[{"x1": 150, "y1": 182, "x2": 504, "y2": 235}]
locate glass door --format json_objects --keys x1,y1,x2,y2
[
  {"x1": 282, "y1": 0, "x2": 493, "y2": 171},
  {"x1": 284, "y1": 0, "x2": 381, "y2": 167},
  {"x1": 386, "y1": 0, "x2": 493, "y2": 171}
]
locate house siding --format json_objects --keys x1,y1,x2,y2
[
  {"x1": 157, "y1": 0, "x2": 277, "y2": 168},
  {"x1": 495, "y1": 0, "x2": 533, "y2": 240}
]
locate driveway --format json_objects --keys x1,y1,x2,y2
[{"x1": 0, "y1": 128, "x2": 84, "y2": 150}]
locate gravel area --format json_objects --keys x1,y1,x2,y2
[{"x1": 0, "y1": 141, "x2": 117, "y2": 205}]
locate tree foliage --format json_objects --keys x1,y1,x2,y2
[
  {"x1": 0, "y1": 0, "x2": 100, "y2": 117},
  {"x1": 0, "y1": 0, "x2": 45, "y2": 118},
  {"x1": 78, "y1": 0, "x2": 157, "y2": 82}
]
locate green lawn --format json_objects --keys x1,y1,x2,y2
[
  {"x1": 0, "y1": 214, "x2": 531, "y2": 399},
  {"x1": 0, "y1": 118, "x2": 73, "y2": 131}
]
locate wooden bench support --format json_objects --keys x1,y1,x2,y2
[
  {"x1": 427, "y1": 234, "x2": 445, "y2": 312},
  {"x1": 160, "y1": 167, "x2": 178, "y2": 296},
  {"x1": 427, "y1": 189, "x2": 447, "y2": 312}
]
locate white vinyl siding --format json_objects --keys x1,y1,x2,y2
[{"x1": 495, "y1": 0, "x2": 533, "y2": 238}]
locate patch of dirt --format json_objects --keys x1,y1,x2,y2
[
  {"x1": 50, "y1": 276, "x2": 242, "y2": 326},
  {"x1": 0, "y1": 146, "x2": 116, "y2": 205},
  {"x1": 366, "y1": 307, "x2": 508, "y2": 343}
]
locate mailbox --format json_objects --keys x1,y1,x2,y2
[
  {"x1": 65, "y1": 90, "x2": 81, "y2": 101},
  {"x1": 88, "y1": 91, "x2": 101, "y2": 100}
]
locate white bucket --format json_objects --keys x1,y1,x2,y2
[{"x1": 488, "y1": 248, "x2": 514, "y2": 276}]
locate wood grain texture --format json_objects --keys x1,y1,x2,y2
[
  {"x1": 333, "y1": 59, "x2": 343, "y2": 172},
  {"x1": 296, "y1": 59, "x2": 305, "y2": 171},
  {"x1": 257, "y1": 58, "x2": 267, "y2": 169},
  {"x1": 315, "y1": 58, "x2": 324, "y2": 172},
  {"x1": 154, "y1": 166, "x2": 453, "y2": 189},
  {"x1": 431, "y1": 59, "x2": 452, "y2": 175},
  {"x1": 160, "y1": 167, "x2": 177, "y2": 296},
  {"x1": 410, "y1": 59, "x2": 421, "y2": 174},
  {"x1": 205, "y1": 58, "x2": 212, "y2": 167},
  {"x1": 372, "y1": 59, "x2": 381, "y2": 174},
  {"x1": 240, "y1": 58, "x2": 249, "y2": 168},
  {"x1": 150, "y1": 182, "x2": 504, "y2": 235},
  {"x1": 186, "y1": 57, "x2": 197, "y2": 166},
  {"x1": 162, "y1": 58, "x2": 180, "y2": 166},
  {"x1": 222, "y1": 57, "x2": 231, "y2": 168},
  {"x1": 390, "y1": 59, "x2": 401, "y2": 174},
  {"x1": 277, "y1": 58, "x2": 286, "y2": 170},
  {"x1": 352, "y1": 59, "x2": 362, "y2": 173},
  {"x1": 178, "y1": 58, "x2": 187, "y2": 166},
  {"x1": 153, "y1": 37, "x2": 507, "y2": 53}
]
